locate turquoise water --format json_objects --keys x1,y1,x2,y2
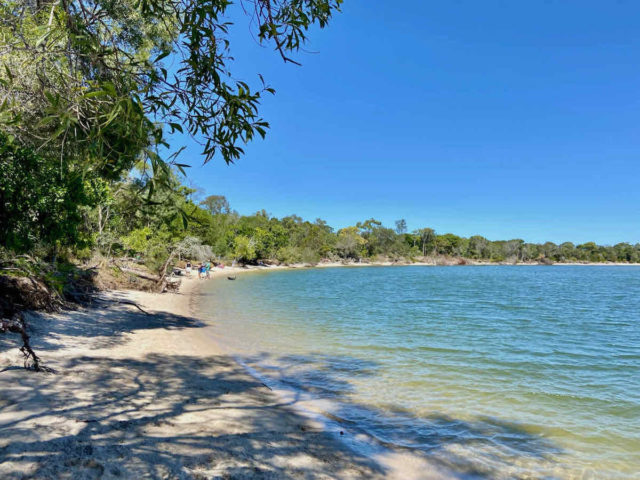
[{"x1": 200, "y1": 266, "x2": 640, "y2": 478}]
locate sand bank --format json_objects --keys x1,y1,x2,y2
[{"x1": 0, "y1": 269, "x2": 452, "y2": 479}]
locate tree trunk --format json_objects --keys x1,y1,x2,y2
[{"x1": 157, "y1": 249, "x2": 177, "y2": 292}]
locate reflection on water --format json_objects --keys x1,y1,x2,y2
[{"x1": 200, "y1": 266, "x2": 640, "y2": 479}]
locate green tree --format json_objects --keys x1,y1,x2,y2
[
  {"x1": 0, "y1": 134, "x2": 102, "y2": 253},
  {"x1": 200, "y1": 195, "x2": 231, "y2": 216},
  {"x1": 577, "y1": 242, "x2": 599, "y2": 262},
  {"x1": 335, "y1": 227, "x2": 366, "y2": 260},
  {"x1": 0, "y1": 0, "x2": 342, "y2": 166},
  {"x1": 436, "y1": 233, "x2": 463, "y2": 256},
  {"x1": 467, "y1": 235, "x2": 489, "y2": 259},
  {"x1": 233, "y1": 235, "x2": 256, "y2": 263},
  {"x1": 416, "y1": 228, "x2": 436, "y2": 256},
  {"x1": 122, "y1": 227, "x2": 153, "y2": 256},
  {"x1": 559, "y1": 242, "x2": 576, "y2": 261},
  {"x1": 540, "y1": 242, "x2": 559, "y2": 260},
  {"x1": 504, "y1": 239, "x2": 525, "y2": 262},
  {"x1": 0, "y1": 0, "x2": 343, "y2": 257}
]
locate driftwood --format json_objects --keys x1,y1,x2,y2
[
  {"x1": 162, "y1": 277, "x2": 181, "y2": 293},
  {"x1": 117, "y1": 266, "x2": 161, "y2": 282},
  {"x1": 109, "y1": 259, "x2": 182, "y2": 293}
]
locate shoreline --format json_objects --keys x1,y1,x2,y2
[
  {"x1": 199, "y1": 260, "x2": 640, "y2": 280},
  {"x1": 0, "y1": 268, "x2": 451, "y2": 479},
  {"x1": 1, "y1": 263, "x2": 637, "y2": 478}
]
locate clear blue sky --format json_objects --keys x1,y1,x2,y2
[{"x1": 173, "y1": 1, "x2": 640, "y2": 245}]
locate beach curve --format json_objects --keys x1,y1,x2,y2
[{"x1": 0, "y1": 268, "x2": 452, "y2": 480}]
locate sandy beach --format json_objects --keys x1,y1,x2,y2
[
  {"x1": 0, "y1": 266, "x2": 451, "y2": 480},
  {"x1": 2, "y1": 262, "x2": 636, "y2": 479}
]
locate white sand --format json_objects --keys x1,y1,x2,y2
[{"x1": 0, "y1": 268, "x2": 453, "y2": 480}]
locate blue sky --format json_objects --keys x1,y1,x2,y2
[{"x1": 172, "y1": 1, "x2": 640, "y2": 245}]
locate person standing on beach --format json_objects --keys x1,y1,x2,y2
[
  {"x1": 205, "y1": 261, "x2": 211, "y2": 279},
  {"x1": 185, "y1": 261, "x2": 192, "y2": 277}
]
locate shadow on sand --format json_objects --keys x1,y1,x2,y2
[
  {"x1": 0, "y1": 292, "x2": 204, "y2": 354},
  {"x1": 0, "y1": 302, "x2": 562, "y2": 479},
  {"x1": 238, "y1": 352, "x2": 563, "y2": 478}
]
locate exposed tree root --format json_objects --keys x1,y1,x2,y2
[
  {"x1": 0, "y1": 274, "x2": 62, "y2": 312},
  {"x1": 0, "y1": 257, "x2": 170, "y2": 373},
  {"x1": 0, "y1": 273, "x2": 57, "y2": 372},
  {"x1": 0, "y1": 313, "x2": 52, "y2": 373}
]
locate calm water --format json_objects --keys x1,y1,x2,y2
[{"x1": 199, "y1": 266, "x2": 640, "y2": 479}]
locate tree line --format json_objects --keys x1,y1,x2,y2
[
  {"x1": 1, "y1": 1, "x2": 638, "y2": 272},
  {"x1": 5, "y1": 151, "x2": 638, "y2": 267},
  {"x1": 0, "y1": 0, "x2": 339, "y2": 264}
]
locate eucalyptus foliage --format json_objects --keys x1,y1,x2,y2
[
  {"x1": 0, "y1": 0, "x2": 342, "y2": 170},
  {"x1": 0, "y1": 0, "x2": 342, "y2": 256},
  {"x1": 0, "y1": 133, "x2": 102, "y2": 252}
]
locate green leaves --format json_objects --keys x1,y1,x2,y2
[
  {"x1": 168, "y1": 122, "x2": 183, "y2": 133},
  {"x1": 1, "y1": 0, "x2": 343, "y2": 170},
  {"x1": 153, "y1": 49, "x2": 171, "y2": 63},
  {"x1": 173, "y1": 163, "x2": 190, "y2": 177},
  {"x1": 0, "y1": 0, "x2": 344, "y2": 257},
  {"x1": 3, "y1": 65, "x2": 13, "y2": 83},
  {"x1": 0, "y1": 132, "x2": 93, "y2": 252}
]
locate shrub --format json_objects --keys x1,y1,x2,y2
[{"x1": 0, "y1": 133, "x2": 102, "y2": 253}]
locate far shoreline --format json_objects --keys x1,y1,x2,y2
[{"x1": 200, "y1": 259, "x2": 640, "y2": 280}]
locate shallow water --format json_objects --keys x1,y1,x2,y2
[{"x1": 199, "y1": 266, "x2": 640, "y2": 478}]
